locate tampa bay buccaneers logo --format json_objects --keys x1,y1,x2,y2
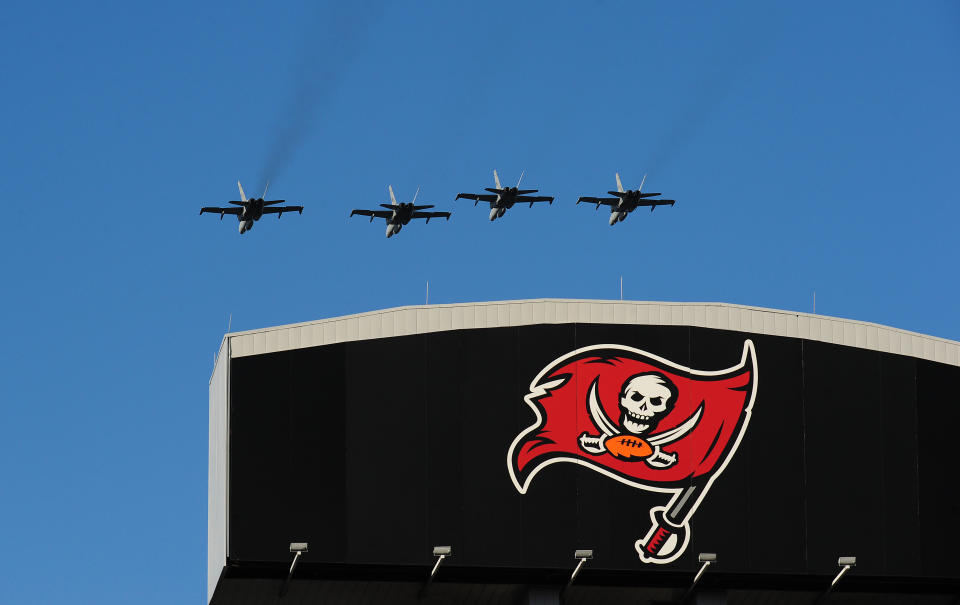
[{"x1": 507, "y1": 341, "x2": 757, "y2": 564}]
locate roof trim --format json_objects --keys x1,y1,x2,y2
[{"x1": 225, "y1": 299, "x2": 960, "y2": 367}]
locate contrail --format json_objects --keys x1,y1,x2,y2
[{"x1": 259, "y1": 1, "x2": 386, "y2": 190}]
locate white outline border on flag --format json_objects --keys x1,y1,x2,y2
[{"x1": 506, "y1": 340, "x2": 758, "y2": 561}]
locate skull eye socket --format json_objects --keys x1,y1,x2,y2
[{"x1": 630, "y1": 392, "x2": 642, "y2": 401}]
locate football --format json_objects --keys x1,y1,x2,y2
[{"x1": 605, "y1": 435, "x2": 653, "y2": 460}]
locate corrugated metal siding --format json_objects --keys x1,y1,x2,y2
[
  {"x1": 225, "y1": 299, "x2": 960, "y2": 366},
  {"x1": 208, "y1": 338, "x2": 229, "y2": 603}
]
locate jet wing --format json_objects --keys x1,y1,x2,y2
[
  {"x1": 262, "y1": 205, "x2": 304, "y2": 217},
  {"x1": 577, "y1": 196, "x2": 619, "y2": 208},
  {"x1": 637, "y1": 199, "x2": 676, "y2": 207},
  {"x1": 456, "y1": 193, "x2": 498, "y2": 202},
  {"x1": 262, "y1": 199, "x2": 287, "y2": 206},
  {"x1": 515, "y1": 196, "x2": 553, "y2": 205},
  {"x1": 200, "y1": 206, "x2": 243, "y2": 216},
  {"x1": 411, "y1": 211, "x2": 451, "y2": 223},
  {"x1": 351, "y1": 209, "x2": 393, "y2": 219}
]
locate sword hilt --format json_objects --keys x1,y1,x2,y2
[
  {"x1": 644, "y1": 523, "x2": 675, "y2": 556},
  {"x1": 636, "y1": 507, "x2": 690, "y2": 564}
]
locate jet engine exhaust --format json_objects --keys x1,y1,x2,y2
[{"x1": 258, "y1": 2, "x2": 386, "y2": 186}]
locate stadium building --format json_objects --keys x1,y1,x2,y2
[{"x1": 207, "y1": 299, "x2": 960, "y2": 604}]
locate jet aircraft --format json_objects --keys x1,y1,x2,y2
[
  {"x1": 577, "y1": 174, "x2": 675, "y2": 225},
  {"x1": 350, "y1": 186, "x2": 450, "y2": 238},
  {"x1": 200, "y1": 181, "x2": 303, "y2": 234},
  {"x1": 455, "y1": 170, "x2": 554, "y2": 221}
]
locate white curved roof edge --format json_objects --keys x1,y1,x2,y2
[{"x1": 224, "y1": 299, "x2": 960, "y2": 367}]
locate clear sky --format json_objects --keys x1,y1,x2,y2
[{"x1": 1, "y1": 1, "x2": 958, "y2": 602}]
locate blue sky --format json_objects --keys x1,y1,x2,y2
[{"x1": 1, "y1": 1, "x2": 958, "y2": 602}]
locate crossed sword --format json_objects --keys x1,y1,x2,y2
[
  {"x1": 577, "y1": 378, "x2": 707, "y2": 563},
  {"x1": 577, "y1": 379, "x2": 703, "y2": 468}
]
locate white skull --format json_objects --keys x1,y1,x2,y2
[{"x1": 619, "y1": 373, "x2": 676, "y2": 435}]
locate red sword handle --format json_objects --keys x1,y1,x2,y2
[
  {"x1": 637, "y1": 485, "x2": 700, "y2": 563},
  {"x1": 644, "y1": 523, "x2": 676, "y2": 557}
]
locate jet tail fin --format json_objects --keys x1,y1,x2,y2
[
  {"x1": 411, "y1": 186, "x2": 420, "y2": 205},
  {"x1": 389, "y1": 185, "x2": 398, "y2": 205},
  {"x1": 615, "y1": 172, "x2": 624, "y2": 193},
  {"x1": 493, "y1": 169, "x2": 502, "y2": 190},
  {"x1": 639, "y1": 174, "x2": 647, "y2": 194},
  {"x1": 237, "y1": 181, "x2": 247, "y2": 202},
  {"x1": 516, "y1": 170, "x2": 525, "y2": 188}
]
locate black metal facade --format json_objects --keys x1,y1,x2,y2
[{"x1": 227, "y1": 324, "x2": 960, "y2": 582}]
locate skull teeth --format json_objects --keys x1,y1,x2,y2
[
  {"x1": 622, "y1": 410, "x2": 653, "y2": 434},
  {"x1": 622, "y1": 418, "x2": 650, "y2": 434}
]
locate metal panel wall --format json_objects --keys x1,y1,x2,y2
[
  {"x1": 225, "y1": 300, "x2": 960, "y2": 367},
  {"x1": 208, "y1": 338, "x2": 229, "y2": 603},
  {"x1": 224, "y1": 324, "x2": 960, "y2": 580}
]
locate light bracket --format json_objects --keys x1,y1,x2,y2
[
  {"x1": 421, "y1": 545, "x2": 453, "y2": 597},
  {"x1": 566, "y1": 549, "x2": 594, "y2": 590},
  {"x1": 279, "y1": 542, "x2": 308, "y2": 597}
]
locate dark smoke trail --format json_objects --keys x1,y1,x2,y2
[
  {"x1": 259, "y1": 1, "x2": 386, "y2": 190},
  {"x1": 641, "y1": 24, "x2": 784, "y2": 175}
]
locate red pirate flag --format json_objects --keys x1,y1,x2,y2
[{"x1": 507, "y1": 340, "x2": 757, "y2": 564}]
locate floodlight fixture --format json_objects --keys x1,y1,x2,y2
[
  {"x1": 430, "y1": 545, "x2": 452, "y2": 579},
  {"x1": 680, "y1": 552, "x2": 717, "y2": 602},
  {"x1": 279, "y1": 541, "x2": 308, "y2": 597},
  {"x1": 815, "y1": 554, "x2": 857, "y2": 603},
  {"x1": 566, "y1": 549, "x2": 594, "y2": 590},
  {"x1": 831, "y1": 556, "x2": 856, "y2": 588},
  {"x1": 421, "y1": 545, "x2": 453, "y2": 596}
]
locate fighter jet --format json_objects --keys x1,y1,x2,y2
[
  {"x1": 350, "y1": 186, "x2": 451, "y2": 238},
  {"x1": 200, "y1": 181, "x2": 303, "y2": 234},
  {"x1": 578, "y1": 173, "x2": 675, "y2": 225},
  {"x1": 455, "y1": 170, "x2": 554, "y2": 221}
]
